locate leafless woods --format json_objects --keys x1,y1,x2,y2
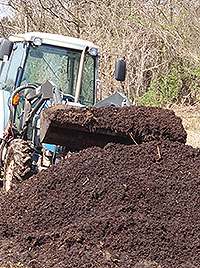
[{"x1": 1, "y1": 0, "x2": 200, "y2": 106}]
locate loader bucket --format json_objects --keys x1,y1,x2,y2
[
  {"x1": 40, "y1": 104, "x2": 187, "y2": 151},
  {"x1": 40, "y1": 105, "x2": 132, "y2": 151}
]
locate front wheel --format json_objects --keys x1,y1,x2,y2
[{"x1": 3, "y1": 139, "x2": 33, "y2": 191}]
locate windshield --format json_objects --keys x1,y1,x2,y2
[{"x1": 21, "y1": 44, "x2": 96, "y2": 106}]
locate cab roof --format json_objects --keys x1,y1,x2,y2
[{"x1": 9, "y1": 32, "x2": 99, "y2": 51}]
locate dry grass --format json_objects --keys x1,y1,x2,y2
[{"x1": 171, "y1": 104, "x2": 200, "y2": 148}]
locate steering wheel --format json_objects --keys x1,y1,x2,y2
[{"x1": 62, "y1": 94, "x2": 75, "y2": 103}]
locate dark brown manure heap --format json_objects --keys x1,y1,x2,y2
[{"x1": 0, "y1": 140, "x2": 199, "y2": 267}]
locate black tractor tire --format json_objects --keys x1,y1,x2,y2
[{"x1": 3, "y1": 139, "x2": 33, "y2": 191}]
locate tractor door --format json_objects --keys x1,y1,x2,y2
[{"x1": 0, "y1": 42, "x2": 27, "y2": 134}]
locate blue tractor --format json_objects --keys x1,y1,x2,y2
[{"x1": 0, "y1": 32, "x2": 128, "y2": 191}]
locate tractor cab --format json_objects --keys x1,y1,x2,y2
[
  {"x1": 0, "y1": 32, "x2": 99, "y2": 104},
  {"x1": 0, "y1": 32, "x2": 101, "y2": 139}
]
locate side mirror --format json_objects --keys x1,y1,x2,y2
[
  {"x1": 115, "y1": 59, "x2": 126, "y2": 81},
  {"x1": 0, "y1": 38, "x2": 13, "y2": 61}
]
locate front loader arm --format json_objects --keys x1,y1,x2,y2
[
  {"x1": 8, "y1": 81, "x2": 61, "y2": 140},
  {"x1": 21, "y1": 81, "x2": 60, "y2": 133}
]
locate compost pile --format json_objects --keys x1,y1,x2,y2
[{"x1": 0, "y1": 106, "x2": 199, "y2": 268}]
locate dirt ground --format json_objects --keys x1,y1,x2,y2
[
  {"x1": 0, "y1": 105, "x2": 199, "y2": 268},
  {"x1": 171, "y1": 104, "x2": 200, "y2": 148}
]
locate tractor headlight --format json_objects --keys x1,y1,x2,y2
[
  {"x1": 88, "y1": 47, "x2": 99, "y2": 56},
  {"x1": 32, "y1": 37, "x2": 42, "y2": 46}
]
